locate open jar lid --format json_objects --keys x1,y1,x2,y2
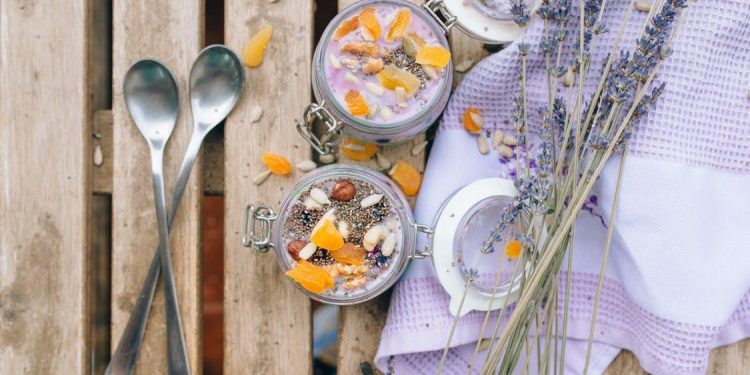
[
  {"x1": 430, "y1": 178, "x2": 526, "y2": 317},
  {"x1": 430, "y1": 0, "x2": 540, "y2": 44}
]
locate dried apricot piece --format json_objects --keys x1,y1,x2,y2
[
  {"x1": 463, "y1": 107, "x2": 484, "y2": 134},
  {"x1": 341, "y1": 41, "x2": 380, "y2": 56},
  {"x1": 341, "y1": 137, "x2": 377, "y2": 161},
  {"x1": 333, "y1": 16, "x2": 359, "y2": 41},
  {"x1": 504, "y1": 240, "x2": 522, "y2": 259},
  {"x1": 388, "y1": 160, "x2": 422, "y2": 196},
  {"x1": 385, "y1": 8, "x2": 411, "y2": 42},
  {"x1": 377, "y1": 65, "x2": 421, "y2": 96},
  {"x1": 415, "y1": 46, "x2": 451, "y2": 69},
  {"x1": 406, "y1": 32, "x2": 426, "y2": 47},
  {"x1": 344, "y1": 90, "x2": 369, "y2": 117},
  {"x1": 311, "y1": 219, "x2": 345, "y2": 251},
  {"x1": 241, "y1": 26, "x2": 273, "y2": 68},
  {"x1": 358, "y1": 8, "x2": 381, "y2": 41},
  {"x1": 286, "y1": 260, "x2": 334, "y2": 294},
  {"x1": 330, "y1": 243, "x2": 366, "y2": 265},
  {"x1": 262, "y1": 152, "x2": 292, "y2": 175}
]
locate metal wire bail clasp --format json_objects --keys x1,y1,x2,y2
[
  {"x1": 411, "y1": 223, "x2": 434, "y2": 259},
  {"x1": 422, "y1": 0, "x2": 457, "y2": 33},
  {"x1": 242, "y1": 204, "x2": 278, "y2": 253},
  {"x1": 296, "y1": 102, "x2": 344, "y2": 156}
]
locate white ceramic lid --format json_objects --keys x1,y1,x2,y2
[
  {"x1": 442, "y1": 0, "x2": 538, "y2": 44},
  {"x1": 431, "y1": 178, "x2": 526, "y2": 317}
]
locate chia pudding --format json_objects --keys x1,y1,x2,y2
[
  {"x1": 322, "y1": 2, "x2": 450, "y2": 125},
  {"x1": 282, "y1": 177, "x2": 404, "y2": 299}
]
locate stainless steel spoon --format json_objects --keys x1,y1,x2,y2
[
  {"x1": 106, "y1": 46, "x2": 244, "y2": 375},
  {"x1": 121, "y1": 59, "x2": 190, "y2": 375}
]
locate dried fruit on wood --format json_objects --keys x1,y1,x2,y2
[
  {"x1": 286, "y1": 260, "x2": 334, "y2": 294},
  {"x1": 341, "y1": 137, "x2": 377, "y2": 161},
  {"x1": 241, "y1": 26, "x2": 273, "y2": 68},
  {"x1": 262, "y1": 152, "x2": 292, "y2": 175},
  {"x1": 388, "y1": 161, "x2": 422, "y2": 196}
]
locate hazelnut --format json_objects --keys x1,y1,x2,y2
[
  {"x1": 287, "y1": 240, "x2": 306, "y2": 261},
  {"x1": 331, "y1": 180, "x2": 356, "y2": 201}
]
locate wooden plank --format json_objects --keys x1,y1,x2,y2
[
  {"x1": 111, "y1": 2, "x2": 204, "y2": 373},
  {"x1": 605, "y1": 340, "x2": 750, "y2": 374},
  {"x1": 0, "y1": 0, "x2": 91, "y2": 372},
  {"x1": 223, "y1": 1, "x2": 314, "y2": 373}
]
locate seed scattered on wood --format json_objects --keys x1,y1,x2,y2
[
  {"x1": 93, "y1": 145, "x2": 103, "y2": 166},
  {"x1": 252, "y1": 169, "x2": 272, "y2": 185},
  {"x1": 310, "y1": 187, "x2": 331, "y2": 205},
  {"x1": 492, "y1": 129, "x2": 505, "y2": 148},
  {"x1": 497, "y1": 144, "x2": 514, "y2": 158},
  {"x1": 360, "y1": 193, "x2": 384, "y2": 208},
  {"x1": 477, "y1": 134, "x2": 490, "y2": 155},
  {"x1": 563, "y1": 69, "x2": 575, "y2": 87},
  {"x1": 296, "y1": 159, "x2": 317, "y2": 172},
  {"x1": 319, "y1": 154, "x2": 336, "y2": 164},
  {"x1": 376, "y1": 152, "x2": 392, "y2": 170},
  {"x1": 411, "y1": 140, "x2": 428, "y2": 156},
  {"x1": 249, "y1": 105, "x2": 263, "y2": 123},
  {"x1": 454, "y1": 59, "x2": 475, "y2": 73},
  {"x1": 503, "y1": 134, "x2": 518, "y2": 146},
  {"x1": 329, "y1": 54, "x2": 342, "y2": 69},
  {"x1": 635, "y1": 1, "x2": 652, "y2": 12}
]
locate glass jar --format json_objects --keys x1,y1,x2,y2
[
  {"x1": 297, "y1": 0, "x2": 530, "y2": 154},
  {"x1": 242, "y1": 164, "x2": 526, "y2": 311}
]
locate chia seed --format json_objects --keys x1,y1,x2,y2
[{"x1": 382, "y1": 47, "x2": 430, "y2": 90}]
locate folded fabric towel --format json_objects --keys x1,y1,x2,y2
[{"x1": 375, "y1": 1, "x2": 750, "y2": 374}]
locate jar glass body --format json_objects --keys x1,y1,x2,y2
[
  {"x1": 311, "y1": 0, "x2": 453, "y2": 145},
  {"x1": 272, "y1": 164, "x2": 417, "y2": 305}
]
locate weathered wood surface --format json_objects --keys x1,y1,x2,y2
[
  {"x1": 111, "y1": 1, "x2": 204, "y2": 373},
  {"x1": 0, "y1": 0, "x2": 91, "y2": 373},
  {"x1": 223, "y1": 1, "x2": 315, "y2": 373}
]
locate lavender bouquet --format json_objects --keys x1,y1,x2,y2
[{"x1": 436, "y1": 0, "x2": 690, "y2": 373}]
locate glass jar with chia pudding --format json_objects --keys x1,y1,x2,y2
[
  {"x1": 242, "y1": 164, "x2": 432, "y2": 304},
  {"x1": 297, "y1": 0, "x2": 534, "y2": 154},
  {"x1": 242, "y1": 165, "x2": 529, "y2": 311}
]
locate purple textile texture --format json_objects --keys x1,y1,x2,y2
[{"x1": 376, "y1": 1, "x2": 750, "y2": 374}]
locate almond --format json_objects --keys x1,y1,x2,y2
[{"x1": 287, "y1": 240, "x2": 306, "y2": 261}]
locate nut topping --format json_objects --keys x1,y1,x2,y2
[{"x1": 331, "y1": 179, "x2": 356, "y2": 201}]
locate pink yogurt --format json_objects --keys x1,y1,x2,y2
[{"x1": 323, "y1": 3, "x2": 449, "y2": 125}]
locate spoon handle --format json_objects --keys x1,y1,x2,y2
[
  {"x1": 151, "y1": 148, "x2": 191, "y2": 375},
  {"x1": 105, "y1": 134, "x2": 204, "y2": 375}
]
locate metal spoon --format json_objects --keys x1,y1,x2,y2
[
  {"x1": 121, "y1": 59, "x2": 190, "y2": 375},
  {"x1": 106, "y1": 46, "x2": 244, "y2": 375}
]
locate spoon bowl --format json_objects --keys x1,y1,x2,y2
[
  {"x1": 123, "y1": 60, "x2": 179, "y2": 144},
  {"x1": 189, "y1": 45, "x2": 244, "y2": 131}
]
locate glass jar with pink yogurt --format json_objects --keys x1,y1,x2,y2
[{"x1": 296, "y1": 0, "x2": 531, "y2": 153}]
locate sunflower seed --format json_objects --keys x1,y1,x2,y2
[
  {"x1": 93, "y1": 144, "x2": 103, "y2": 166},
  {"x1": 344, "y1": 72, "x2": 360, "y2": 84},
  {"x1": 497, "y1": 144, "x2": 514, "y2": 158},
  {"x1": 492, "y1": 129, "x2": 505, "y2": 148},
  {"x1": 360, "y1": 193, "x2": 384, "y2": 208},
  {"x1": 477, "y1": 134, "x2": 490, "y2": 155},
  {"x1": 338, "y1": 221, "x2": 350, "y2": 239},
  {"x1": 563, "y1": 69, "x2": 575, "y2": 87},
  {"x1": 298, "y1": 242, "x2": 317, "y2": 260},
  {"x1": 635, "y1": 1, "x2": 651, "y2": 12},
  {"x1": 310, "y1": 187, "x2": 331, "y2": 205},
  {"x1": 503, "y1": 134, "x2": 518, "y2": 146},
  {"x1": 380, "y1": 106, "x2": 394, "y2": 121},
  {"x1": 249, "y1": 105, "x2": 263, "y2": 123},
  {"x1": 365, "y1": 81, "x2": 384, "y2": 96},
  {"x1": 319, "y1": 153, "x2": 336, "y2": 164},
  {"x1": 252, "y1": 169, "x2": 272, "y2": 185},
  {"x1": 329, "y1": 54, "x2": 342, "y2": 69},
  {"x1": 381, "y1": 232, "x2": 397, "y2": 256},
  {"x1": 296, "y1": 159, "x2": 317, "y2": 172},
  {"x1": 376, "y1": 152, "x2": 392, "y2": 170},
  {"x1": 411, "y1": 140, "x2": 428, "y2": 156},
  {"x1": 304, "y1": 196, "x2": 323, "y2": 210}
]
